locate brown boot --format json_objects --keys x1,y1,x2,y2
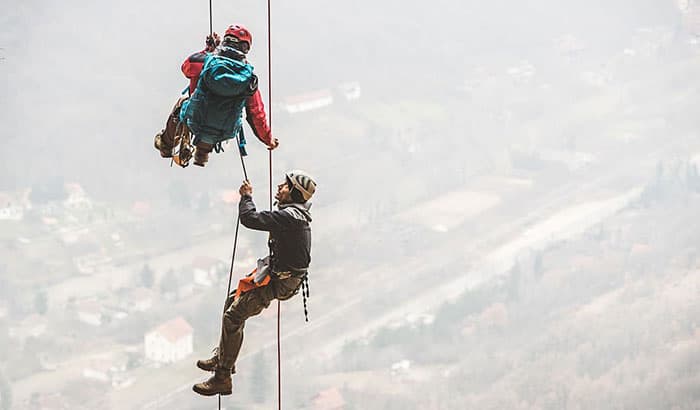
[
  {"x1": 155, "y1": 97, "x2": 186, "y2": 158},
  {"x1": 194, "y1": 142, "x2": 214, "y2": 167},
  {"x1": 197, "y1": 355, "x2": 236, "y2": 374},
  {"x1": 192, "y1": 369, "x2": 232, "y2": 396},
  {"x1": 154, "y1": 130, "x2": 172, "y2": 158},
  {"x1": 196, "y1": 355, "x2": 218, "y2": 372}
]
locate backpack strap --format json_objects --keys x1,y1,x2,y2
[{"x1": 237, "y1": 127, "x2": 248, "y2": 157}]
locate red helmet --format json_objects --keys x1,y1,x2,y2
[{"x1": 224, "y1": 24, "x2": 252, "y2": 47}]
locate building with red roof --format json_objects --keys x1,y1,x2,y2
[
  {"x1": 144, "y1": 316, "x2": 193, "y2": 363},
  {"x1": 311, "y1": 387, "x2": 345, "y2": 410},
  {"x1": 284, "y1": 89, "x2": 333, "y2": 114}
]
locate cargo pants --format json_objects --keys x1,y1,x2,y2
[
  {"x1": 217, "y1": 275, "x2": 302, "y2": 373},
  {"x1": 155, "y1": 96, "x2": 187, "y2": 157}
]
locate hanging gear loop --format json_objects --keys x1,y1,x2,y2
[{"x1": 173, "y1": 123, "x2": 195, "y2": 168}]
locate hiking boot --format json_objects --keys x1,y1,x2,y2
[
  {"x1": 196, "y1": 355, "x2": 218, "y2": 372},
  {"x1": 154, "y1": 130, "x2": 173, "y2": 158},
  {"x1": 197, "y1": 355, "x2": 236, "y2": 374},
  {"x1": 194, "y1": 142, "x2": 214, "y2": 167},
  {"x1": 192, "y1": 369, "x2": 232, "y2": 396}
]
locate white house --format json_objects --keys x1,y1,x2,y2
[
  {"x1": 390, "y1": 359, "x2": 411, "y2": 377},
  {"x1": 8, "y1": 314, "x2": 47, "y2": 343},
  {"x1": 192, "y1": 256, "x2": 224, "y2": 287},
  {"x1": 76, "y1": 300, "x2": 103, "y2": 326},
  {"x1": 0, "y1": 191, "x2": 26, "y2": 221},
  {"x1": 0, "y1": 204, "x2": 23, "y2": 221},
  {"x1": 144, "y1": 316, "x2": 193, "y2": 364},
  {"x1": 83, "y1": 355, "x2": 129, "y2": 387},
  {"x1": 74, "y1": 253, "x2": 113, "y2": 275},
  {"x1": 506, "y1": 60, "x2": 535, "y2": 82},
  {"x1": 284, "y1": 90, "x2": 333, "y2": 114},
  {"x1": 63, "y1": 183, "x2": 93, "y2": 211},
  {"x1": 679, "y1": 0, "x2": 700, "y2": 36},
  {"x1": 311, "y1": 387, "x2": 345, "y2": 410},
  {"x1": 83, "y1": 360, "x2": 112, "y2": 383},
  {"x1": 130, "y1": 287, "x2": 154, "y2": 312},
  {"x1": 338, "y1": 81, "x2": 361, "y2": 101}
]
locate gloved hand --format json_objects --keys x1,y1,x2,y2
[{"x1": 205, "y1": 32, "x2": 221, "y2": 52}]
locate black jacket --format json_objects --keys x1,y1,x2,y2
[{"x1": 239, "y1": 195, "x2": 312, "y2": 273}]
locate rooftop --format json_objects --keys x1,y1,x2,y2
[{"x1": 150, "y1": 316, "x2": 193, "y2": 343}]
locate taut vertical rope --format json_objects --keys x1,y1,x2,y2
[
  {"x1": 218, "y1": 139, "x2": 249, "y2": 410},
  {"x1": 208, "y1": 0, "x2": 213, "y2": 36},
  {"x1": 266, "y1": 2, "x2": 281, "y2": 410},
  {"x1": 209, "y1": 0, "x2": 277, "y2": 407}
]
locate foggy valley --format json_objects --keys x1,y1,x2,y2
[{"x1": 1, "y1": 1, "x2": 699, "y2": 409}]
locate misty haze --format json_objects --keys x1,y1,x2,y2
[{"x1": 1, "y1": 0, "x2": 700, "y2": 409}]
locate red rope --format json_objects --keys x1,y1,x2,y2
[
  {"x1": 210, "y1": 0, "x2": 275, "y2": 408},
  {"x1": 266, "y1": 2, "x2": 281, "y2": 410}
]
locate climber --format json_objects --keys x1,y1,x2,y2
[
  {"x1": 193, "y1": 170, "x2": 316, "y2": 396},
  {"x1": 154, "y1": 24, "x2": 278, "y2": 166}
]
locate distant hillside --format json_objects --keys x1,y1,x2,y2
[{"x1": 333, "y1": 166, "x2": 700, "y2": 409}]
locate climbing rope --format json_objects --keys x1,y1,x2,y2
[
  {"x1": 216, "y1": 0, "x2": 279, "y2": 408},
  {"x1": 267, "y1": 0, "x2": 282, "y2": 405},
  {"x1": 219, "y1": 134, "x2": 248, "y2": 410},
  {"x1": 208, "y1": 0, "x2": 213, "y2": 36}
]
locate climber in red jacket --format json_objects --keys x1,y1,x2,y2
[{"x1": 154, "y1": 27, "x2": 278, "y2": 166}]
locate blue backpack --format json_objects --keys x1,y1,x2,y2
[{"x1": 180, "y1": 54, "x2": 257, "y2": 146}]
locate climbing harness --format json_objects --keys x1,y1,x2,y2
[{"x1": 171, "y1": 122, "x2": 194, "y2": 168}]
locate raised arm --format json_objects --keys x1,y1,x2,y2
[
  {"x1": 245, "y1": 88, "x2": 278, "y2": 149},
  {"x1": 238, "y1": 195, "x2": 288, "y2": 232}
]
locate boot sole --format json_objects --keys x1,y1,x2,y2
[{"x1": 192, "y1": 386, "x2": 232, "y2": 396}]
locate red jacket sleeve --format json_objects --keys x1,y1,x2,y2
[
  {"x1": 245, "y1": 89, "x2": 273, "y2": 146},
  {"x1": 181, "y1": 50, "x2": 208, "y2": 95}
]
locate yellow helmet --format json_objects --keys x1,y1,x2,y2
[{"x1": 285, "y1": 170, "x2": 317, "y2": 202}]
